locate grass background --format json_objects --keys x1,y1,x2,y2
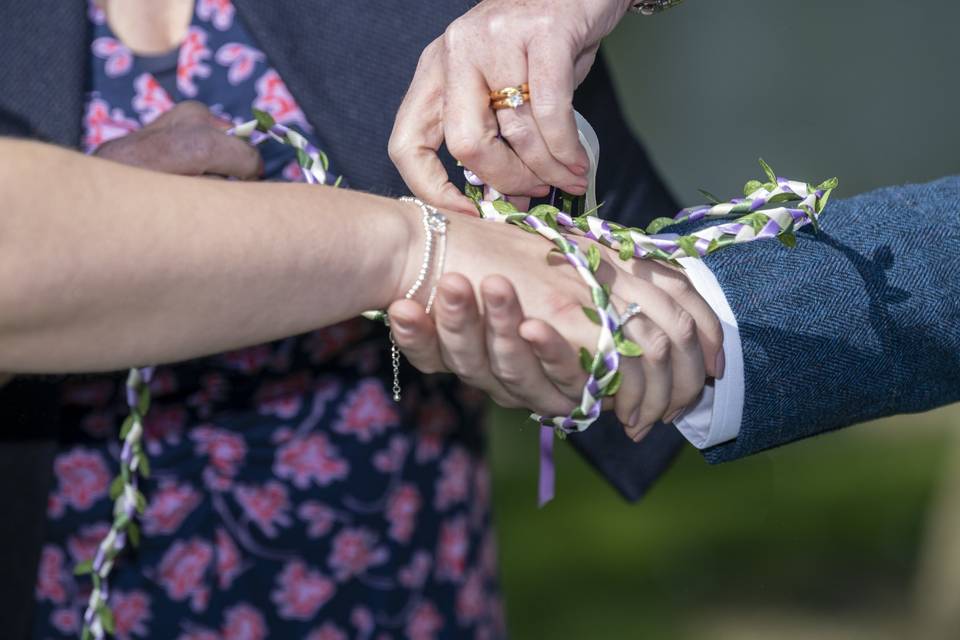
[{"x1": 489, "y1": 2, "x2": 960, "y2": 637}]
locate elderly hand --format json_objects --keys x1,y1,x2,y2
[
  {"x1": 389, "y1": 0, "x2": 634, "y2": 215},
  {"x1": 93, "y1": 101, "x2": 262, "y2": 179}
]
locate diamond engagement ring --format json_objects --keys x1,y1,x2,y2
[
  {"x1": 621, "y1": 302, "x2": 643, "y2": 324},
  {"x1": 490, "y1": 83, "x2": 530, "y2": 110}
]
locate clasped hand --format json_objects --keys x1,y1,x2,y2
[{"x1": 387, "y1": 210, "x2": 723, "y2": 442}]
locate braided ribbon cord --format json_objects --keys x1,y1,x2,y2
[{"x1": 82, "y1": 109, "x2": 835, "y2": 638}]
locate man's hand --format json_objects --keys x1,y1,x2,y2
[
  {"x1": 93, "y1": 101, "x2": 262, "y2": 178},
  {"x1": 389, "y1": 0, "x2": 634, "y2": 215}
]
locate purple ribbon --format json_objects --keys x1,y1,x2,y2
[{"x1": 538, "y1": 426, "x2": 556, "y2": 507}]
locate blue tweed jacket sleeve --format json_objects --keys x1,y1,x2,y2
[{"x1": 700, "y1": 176, "x2": 960, "y2": 463}]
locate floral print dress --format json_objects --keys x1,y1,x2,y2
[{"x1": 33, "y1": 2, "x2": 504, "y2": 638}]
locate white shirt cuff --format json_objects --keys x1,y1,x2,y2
[{"x1": 671, "y1": 257, "x2": 744, "y2": 449}]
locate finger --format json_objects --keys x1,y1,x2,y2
[
  {"x1": 623, "y1": 282, "x2": 707, "y2": 420},
  {"x1": 631, "y1": 263, "x2": 725, "y2": 379},
  {"x1": 496, "y1": 105, "x2": 587, "y2": 194},
  {"x1": 481, "y1": 276, "x2": 574, "y2": 416},
  {"x1": 183, "y1": 129, "x2": 263, "y2": 180},
  {"x1": 441, "y1": 32, "x2": 546, "y2": 197},
  {"x1": 433, "y1": 274, "x2": 517, "y2": 407},
  {"x1": 388, "y1": 299, "x2": 448, "y2": 375},
  {"x1": 518, "y1": 318, "x2": 588, "y2": 400},
  {"x1": 526, "y1": 37, "x2": 589, "y2": 174},
  {"x1": 487, "y1": 54, "x2": 585, "y2": 194},
  {"x1": 620, "y1": 313, "x2": 672, "y2": 441},
  {"x1": 389, "y1": 40, "x2": 477, "y2": 215}
]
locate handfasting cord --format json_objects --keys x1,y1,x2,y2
[{"x1": 80, "y1": 108, "x2": 836, "y2": 637}]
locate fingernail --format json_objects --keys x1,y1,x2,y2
[
  {"x1": 564, "y1": 182, "x2": 588, "y2": 195},
  {"x1": 443, "y1": 292, "x2": 464, "y2": 311},
  {"x1": 715, "y1": 349, "x2": 726, "y2": 379},
  {"x1": 665, "y1": 408, "x2": 686, "y2": 424},
  {"x1": 631, "y1": 424, "x2": 652, "y2": 443},
  {"x1": 628, "y1": 408, "x2": 641, "y2": 428},
  {"x1": 570, "y1": 163, "x2": 588, "y2": 176},
  {"x1": 391, "y1": 317, "x2": 410, "y2": 334}
]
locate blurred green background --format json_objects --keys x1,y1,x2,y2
[{"x1": 490, "y1": 2, "x2": 960, "y2": 638}]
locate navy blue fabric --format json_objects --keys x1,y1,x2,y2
[{"x1": 699, "y1": 177, "x2": 960, "y2": 462}]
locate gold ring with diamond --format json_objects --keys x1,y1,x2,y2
[{"x1": 490, "y1": 84, "x2": 530, "y2": 110}]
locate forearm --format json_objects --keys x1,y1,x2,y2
[
  {"x1": 0, "y1": 139, "x2": 418, "y2": 372},
  {"x1": 701, "y1": 176, "x2": 960, "y2": 462}
]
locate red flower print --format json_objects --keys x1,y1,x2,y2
[
  {"x1": 54, "y1": 448, "x2": 111, "y2": 512},
  {"x1": 307, "y1": 622, "x2": 348, "y2": 640},
  {"x1": 177, "y1": 27, "x2": 213, "y2": 98},
  {"x1": 36, "y1": 545, "x2": 68, "y2": 604},
  {"x1": 157, "y1": 538, "x2": 214, "y2": 611},
  {"x1": 112, "y1": 590, "x2": 152, "y2": 640},
  {"x1": 327, "y1": 528, "x2": 388, "y2": 581},
  {"x1": 222, "y1": 603, "x2": 267, "y2": 640},
  {"x1": 399, "y1": 551, "x2": 432, "y2": 590},
  {"x1": 192, "y1": 426, "x2": 246, "y2": 487},
  {"x1": 386, "y1": 484, "x2": 421, "y2": 544},
  {"x1": 435, "y1": 517, "x2": 468, "y2": 583},
  {"x1": 88, "y1": 1, "x2": 106, "y2": 25},
  {"x1": 215, "y1": 43, "x2": 265, "y2": 85},
  {"x1": 374, "y1": 435, "x2": 410, "y2": 473},
  {"x1": 188, "y1": 372, "x2": 228, "y2": 417},
  {"x1": 333, "y1": 379, "x2": 399, "y2": 442},
  {"x1": 60, "y1": 377, "x2": 115, "y2": 406},
  {"x1": 132, "y1": 73, "x2": 174, "y2": 125},
  {"x1": 297, "y1": 501, "x2": 337, "y2": 539},
  {"x1": 405, "y1": 601, "x2": 444, "y2": 640},
  {"x1": 142, "y1": 480, "x2": 202, "y2": 535},
  {"x1": 83, "y1": 97, "x2": 140, "y2": 152},
  {"x1": 271, "y1": 561, "x2": 335, "y2": 621},
  {"x1": 219, "y1": 343, "x2": 272, "y2": 374},
  {"x1": 67, "y1": 522, "x2": 110, "y2": 564},
  {"x1": 274, "y1": 433, "x2": 349, "y2": 489},
  {"x1": 255, "y1": 372, "x2": 310, "y2": 419},
  {"x1": 303, "y1": 320, "x2": 368, "y2": 364},
  {"x1": 51, "y1": 607, "x2": 80, "y2": 634},
  {"x1": 197, "y1": 0, "x2": 236, "y2": 31},
  {"x1": 149, "y1": 367, "x2": 179, "y2": 396},
  {"x1": 92, "y1": 37, "x2": 133, "y2": 77},
  {"x1": 414, "y1": 397, "x2": 456, "y2": 463},
  {"x1": 282, "y1": 159, "x2": 303, "y2": 182},
  {"x1": 233, "y1": 481, "x2": 292, "y2": 537},
  {"x1": 434, "y1": 447, "x2": 472, "y2": 511},
  {"x1": 253, "y1": 68, "x2": 312, "y2": 131},
  {"x1": 351, "y1": 606, "x2": 374, "y2": 635},
  {"x1": 81, "y1": 411, "x2": 114, "y2": 439},
  {"x1": 143, "y1": 404, "x2": 187, "y2": 454},
  {"x1": 215, "y1": 528, "x2": 244, "y2": 590},
  {"x1": 47, "y1": 493, "x2": 65, "y2": 519},
  {"x1": 456, "y1": 570, "x2": 486, "y2": 626}
]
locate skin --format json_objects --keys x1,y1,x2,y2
[
  {"x1": 9, "y1": 0, "x2": 721, "y2": 437},
  {"x1": 389, "y1": 0, "x2": 636, "y2": 215}
]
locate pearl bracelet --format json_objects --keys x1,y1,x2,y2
[{"x1": 390, "y1": 196, "x2": 448, "y2": 400}]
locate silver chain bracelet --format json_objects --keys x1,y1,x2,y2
[
  {"x1": 390, "y1": 197, "x2": 448, "y2": 401},
  {"x1": 630, "y1": 0, "x2": 683, "y2": 16}
]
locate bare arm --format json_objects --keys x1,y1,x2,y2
[{"x1": 0, "y1": 138, "x2": 419, "y2": 372}]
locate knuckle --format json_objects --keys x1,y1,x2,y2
[
  {"x1": 445, "y1": 135, "x2": 483, "y2": 164},
  {"x1": 673, "y1": 308, "x2": 698, "y2": 345},
  {"x1": 645, "y1": 330, "x2": 672, "y2": 364},
  {"x1": 497, "y1": 116, "x2": 530, "y2": 146}
]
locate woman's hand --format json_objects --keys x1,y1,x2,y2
[
  {"x1": 93, "y1": 101, "x2": 262, "y2": 178},
  {"x1": 389, "y1": 0, "x2": 634, "y2": 215},
  {"x1": 389, "y1": 211, "x2": 723, "y2": 439}
]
